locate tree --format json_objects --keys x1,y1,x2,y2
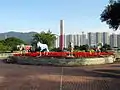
[
  {"x1": 100, "y1": 0, "x2": 120, "y2": 30},
  {"x1": 0, "y1": 40, "x2": 5, "y2": 44},
  {"x1": 5, "y1": 37, "x2": 26, "y2": 50},
  {"x1": 0, "y1": 42, "x2": 11, "y2": 52},
  {"x1": 80, "y1": 44, "x2": 89, "y2": 51},
  {"x1": 50, "y1": 48, "x2": 60, "y2": 52},
  {"x1": 102, "y1": 44, "x2": 112, "y2": 51},
  {"x1": 0, "y1": 37, "x2": 26, "y2": 52},
  {"x1": 74, "y1": 45, "x2": 80, "y2": 50},
  {"x1": 97, "y1": 43, "x2": 103, "y2": 47},
  {"x1": 32, "y1": 30, "x2": 56, "y2": 49},
  {"x1": 5, "y1": 37, "x2": 25, "y2": 44}
]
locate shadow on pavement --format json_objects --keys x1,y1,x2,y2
[
  {"x1": 0, "y1": 62, "x2": 120, "y2": 90},
  {"x1": 93, "y1": 69, "x2": 120, "y2": 78},
  {"x1": 1, "y1": 59, "x2": 120, "y2": 79},
  {"x1": 110, "y1": 65, "x2": 120, "y2": 67},
  {"x1": 63, "y1": 67, "x2": 120, "y2": 78}
]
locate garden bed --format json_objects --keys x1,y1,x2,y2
[{"x1": 5, "y1": 54, "x2": 115, "y2": 66}]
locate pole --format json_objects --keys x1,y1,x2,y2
[{"x1": 60, "y1": 20, "x2": 64, "y2": 51}]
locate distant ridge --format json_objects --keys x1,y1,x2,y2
[{"x1": 0, "y1": 31, "x2": 38, "y2": 44}]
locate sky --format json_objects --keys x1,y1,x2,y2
[{"x1": 0, "y1": 0, "x2": 120, "y2": 34}]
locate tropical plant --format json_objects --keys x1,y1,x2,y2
[{"x1": 32, "y1": 30, "x2": 56, "y2": 49}]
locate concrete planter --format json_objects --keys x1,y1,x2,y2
[
  {"x1": 6, "y1": 55, "x2": 115, "y2": 66},
  {"x1": 0, "y1": 53, "x2": 13, "y2": 59}
]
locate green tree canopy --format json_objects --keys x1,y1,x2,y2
[
  {"x1": 73, "y1": 45, "x2": 89, "y2": 52},
  {"x1": 0, "y1": 37, "x2": 26, "y2": 52},
  {"x1": 80, "y1": 44, "x2": 89, "y2": 51},
  {"x1": 0, "y1": 42, "x2": 11, "y2": 52},
  {"x1": 74, "y1": 45, "x2": 80, "y2": 50},
  {"x1": 102, "y1": 44, "x2": 111, "y2": 50},
  {"x1": 5, "y1": 37, "x2": 26, "y2": 46},
  {"x1": 100, "y1": 0, "x2": 120, "y2": 30},
  {"x1": 32, "y1": 30, "x2": 56, "y2": 49},
  {"x1": 5, "y1": 37, "x2": 26, "y2": 51}
]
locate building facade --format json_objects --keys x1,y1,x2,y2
[
  {"x1": 103, "y1": 32, "x2": 109, "y2": 45},
  {"x1": 88, "y1": 32, "x2": 96, "y2": 46},
  {"x1": 66, "y1": 34, "x2": 74, "y2": 48},
  {"x1": 110, "y1": 33, "x2": 117, "y2": 48},
  {"x1": 80, "y1": 32, "x2": 86, "y2": 45},
  {"x1": 117, "y1": 34, "x2": 120, "y2": 48},
  {"x1": 54, "y1": 32, "x2": 120, "y2": 49},
  {"x1": 96, "y1": 32, "x2": 103, "y2": 45}
]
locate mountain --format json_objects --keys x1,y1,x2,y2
[{"x1": 0, "y1": 31, "x2": 38, "y2": 44}]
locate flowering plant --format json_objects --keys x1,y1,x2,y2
[{"x1": 13, "y1": 51, "x2": 114, "y2": 58}]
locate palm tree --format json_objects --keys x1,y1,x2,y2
[{"x1": 32, "y1": 30, "x2": 56, "y2": 49}]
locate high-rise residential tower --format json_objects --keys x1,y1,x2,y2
[
  {"x1": 117, "y1": 34, "x2": 120, "y2": 48},
  {"x1": 66, "y1": 34, "x2": 74, "y2": 48},
  {"x1": 80, "y1": 32, "x2": 86, "y2": 45},
  {"x1": 74, "y1": 34, "x2": 78, "y2": 46},
  {"x1": 88, "y1": 32, "x2": 96, "y2": 46},
  {"x1": 96, "y1": 32, "x2": 102, "y2": 45},
  {"x1": 103, "y1": 32, "x2": 109, "y2": 45},
  {"x1": 110, "y1": 33, "x2": 117, "y2": 48},
  {"x1": 77, "y1": 34, "x2": 81, "y2": 46}
]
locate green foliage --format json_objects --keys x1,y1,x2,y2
[
  {"x1": 0, "y1": 42, "x2": 11, "y2": 52},
  {"x1": 80, "y1": 44, "x2": 89, "y2": 51},
  {"x1": 5, "y1": 37, "x2": 26, "y2": 51},
  {"x1": 74, "y1": 44, "x2": 89, "y2": 52},
  {"x1": 100, "y1": 44, "x2": 112, "y2": 52},
  {"x1": 97, "y1": 43, "x2": 102, "y2": 46},
  {"x1": 102, "y1": 44, "x2": 111, "y2": 50},
  {"x1": 100, "y1": 0, "x2": 120, "y2": 30},
  {"x1": 0, "y1": 37, "x2": 26, "y2": 52},
  {"x1": 50, "y1": 48, "x2": 60, "y2": 52},
  {"x1": 32, "y1": 30, "x2": 56, "y2": 49},
  {"x1": 5, "y1": 37, "x2": 26, "y2": 45},
  {"x1": 74, "y1": 46, "x2": 80, "y2": 50}
]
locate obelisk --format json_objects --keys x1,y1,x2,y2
[{"x1": 60, "y1": 20, "x2": 64, "y2": 51}]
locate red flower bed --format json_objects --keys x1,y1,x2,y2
[{"x1": 13, "y1": 51, "x2": 114, "y2": 58}]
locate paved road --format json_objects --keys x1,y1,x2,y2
[{"x1": 0, "y1": 61, "x2": 120, "y2": 90}]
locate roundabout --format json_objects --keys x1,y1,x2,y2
[{"x1": 5, "y1": 51, "x2": 115, "y2": 66}]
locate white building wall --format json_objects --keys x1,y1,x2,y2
[
  {"x1": 80, "y1": 32, "x2": 86, "y2": 45},
  {"x1": 74, "y1": 34, "x2": 78, "y2": 46},
  {"x1": 64, "y1": 34, "x2": 67, "y2": 48},
  {"x1": 110, "y1": 33, "x2": 117, "y2": 48},
  {"x1": 103, "y1": 32, "x2": 109, "y2": 45},
  {"x1": 77, "y1": 34, "x2": 81, "y2": 46},
  {"x1": 88, "y1": 32, "x2": 96, "y2": 46},
  {"x1": 96, "y1": 32, "x2": 103, "y2": 45},
  {"x1": 54, "y1": 32, "x2": 117, "y2": 49},
  {"x1": 54, "y1": 35, "x2": 59, "y2": 48},
  {"x1": 117, "y1": 34, "x2": 120, "y2": 48},
  {"x1": 66, "y1": 34, "x2": 74, "y2": 48}
]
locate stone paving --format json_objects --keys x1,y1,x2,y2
[{"x1": 0, "y1": 61, "x2": 120, "y2": 90}]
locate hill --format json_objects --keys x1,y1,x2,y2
[{"x1": 0, "y1": 31, "x2": 38, "y2": 44}]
